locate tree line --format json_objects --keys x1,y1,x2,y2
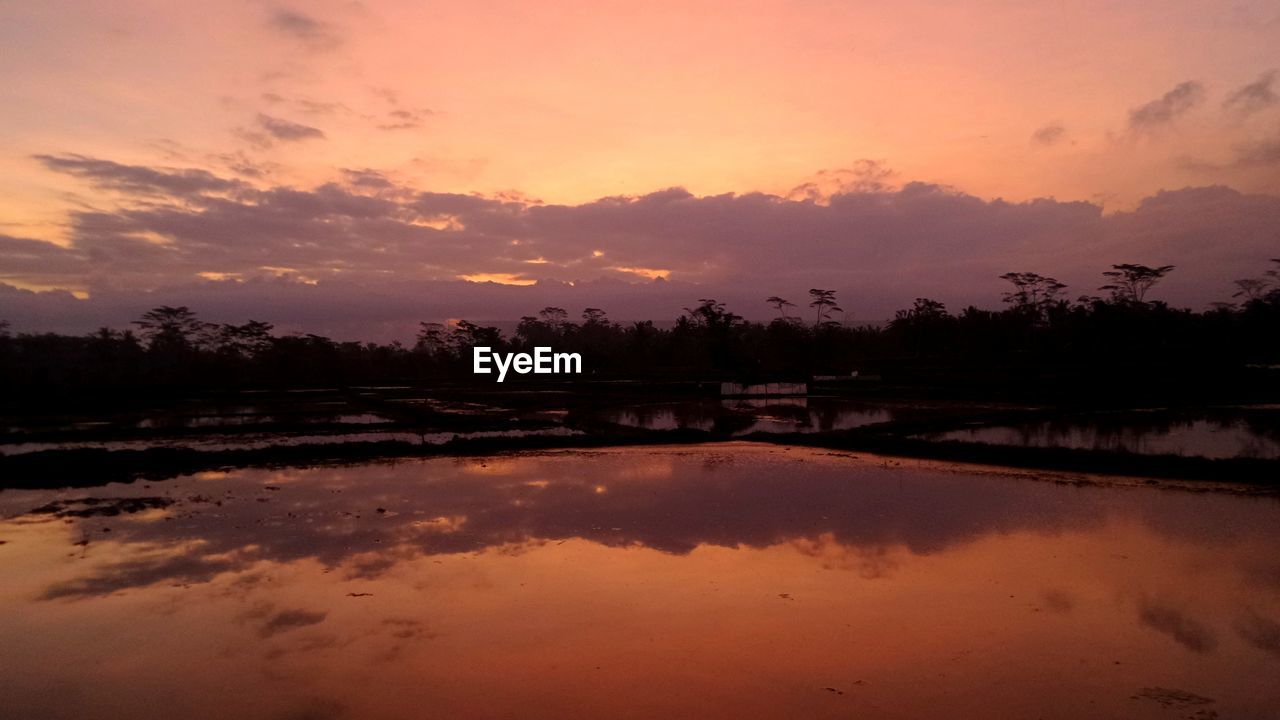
[{"x1": 2, "y1": 261, "x2": 1278, "y2": 404}]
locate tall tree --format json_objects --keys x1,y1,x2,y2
[
  {"x1": 1232, "y1": 277, "x2": 1272, "y2": 302},
  {"x1": 765, "y1": 296, "x2": 795, "y2": 320},
  {"x1": 415, "y1": 322, "x2": 447, "y2": 352},
  {"x1": 808, "y1": 289, "x2": 841, "y2": 327},
  {"x1": 682, "y1": 299, "x2": 741, "y2": 329},
  {"x1": 538, "y1": 307, "x2": 569, "y2": 328},
  {"x1": 217, "y1": 320, "x2": 275, "y2": 358},
  {"x1": 132, "y1": 306, "x2": 209, "y2": 351},
  {"x1": 999, "y1": 272, "x2": 1066, "y2": 315},
  {"x1": 1099, "y1": 264, "x2": 1175, "y2": 303}
]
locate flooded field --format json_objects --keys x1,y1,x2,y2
[
  {"x1": 0, "y1": 427, "x2": 580, "y2": 456},
  {"x1": 598, "y1": 398, "x2": 901, "y2": 434},
  {"x1": 1, "y1": 444, "x2": 1278, "y2": 719},
  {"x1": 0, "y1": 388, "x2": 567, "y2": 457},
  {"x1": 921, "y1": 410, "x2": 1280, "y2": 460}
]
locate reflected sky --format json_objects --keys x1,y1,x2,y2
[
  {"x1": 599, "y1": 398, "x2": 900, "y2": 435},
  {"x1": 0, "y1": 427, "x2": 580, "y2": 456},
  {"x1": 1, "y1": 444, "x2": 1278, "y2": 719},
  {"x1": 923, "y1": 412, "x2": 1280, "y2": 460}
]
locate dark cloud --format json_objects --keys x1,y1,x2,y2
[
  {"x1": 0, "y1": 234, "x2": 88, "y2": 279},
  {"x1": 1128, "y1": 81, "x2": 1205, "y2": 133},
  {"x1": 268, "y1": 8, "x2": 340, "y2": 51},
  {"x1": 1223, "y1": 71, "x2": 1278, "y2": 117},
  {"x1": 32, "y1": 153, "x2": 245, "y2": 196},
  {"x1": 340, "y1": 168, "x2": 395, "y2": 191},
  {"x1": 7, "y1": 155, "x2": 1280, "y2": 339},
  {"x1": 255, "y1": 114, "x2": 325, "y2": 142},
  {"x1": 1030, "y1": 124, "x2": 1066, "y2": 146}
]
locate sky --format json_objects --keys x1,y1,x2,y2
[{"x1": 1, "y1": 0, "x2": 1278, "y2": 339}]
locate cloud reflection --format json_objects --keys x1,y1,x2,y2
[{"x1": 9, "y1": 447, "x2": 1279, "y2": 603}]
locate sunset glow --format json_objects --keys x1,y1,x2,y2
[{"x1": 1, "y1": 1, "x2": 1277, "y2": 336}]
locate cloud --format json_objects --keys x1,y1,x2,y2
[
  {"x1": 255, "y1": 114, "x2": 325, "y2": 142},
  {"x1": 1223, "y1": 71, "x2": 1278, "y2": 117},
  {"x1": 1128, "y1": 81, "x2": 1205, "y2": 133},
  {"x1": 261, "y1": 93, "x2": 349, "y2": 116},
  {"x1": 268, "y1": 8, "x2": 340, "y2": 51},
  {"x1": 786, "y1": 159, "x2": 895, "y2": 201},
  {"x1": 340, "y1": 168, "x2": 396, "y2": 191},
  {"x1": 32, "y1": 153, "x2": 245, "y2": 196},
  {"x1": 0, "y1": 234, "x2": 88, "y2": 281},
  {"x1": 1232, "y1": 132, "x2": 1280, "y2": 168},
  {"x1": 1030, "y1": 124, "x2": 1066, "y2": 146},
  {"x1": 8, "y1": 154, "x2": 1280, "y2": 338},
  {"x1": 378, "y1": 108, "x2": 435, "y2": 131}
]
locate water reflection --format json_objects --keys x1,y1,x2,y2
[
  {"x1": 0, "y1": 427, "x2": 580, "y2": 456},
  {"x1": 1, "y1": 445, "x2": 1278, "y2": 719},
  {"x1": 136, "y1": 412, "x2": 392, "y2": 429},
  {"x1": 922, "y1": 411, "x2": 1280, "y2": 459},
  {"x1": 600, "y1": 398, "x2": 895, "y2": 434}
]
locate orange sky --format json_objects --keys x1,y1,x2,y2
[
  {"x1": 0, "y1": 1, "x2": 1277, "y2": 320},
  {"x1": 3, "y1": 1, "x2": 1277, "y2": 222}
]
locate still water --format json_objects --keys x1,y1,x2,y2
[
  {"x1": 0, "y1": 427, "x2": 580, "y2": 456},
  {"x1": 922, "y1": 412, "x2": 1280, "y2": 460},
  {"x1": 600, "y1": 398, "x2": 895, "y2": 434},
  {"x1": 1, "y1": 444, "x2": 1278, "y2": 719}
]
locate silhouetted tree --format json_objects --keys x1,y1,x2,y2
[
  {"x1": 217, "y1": 320, "x2": 274, "y2": 358},
  {"x1": 1000, "y1": 272, "x2": 1066, "y2": 321},
  {"x1": 808, "y1": 289, "x2": 841, "y2": 327},
  {"x1": 451, "y1": 320, "x2": 503, "y2": 350},
  {"x1": 5, "y1": 263, "x2": 1280, "y2": 404},
  {"x1": 1100, "y1": 264, "x2": 1175, "y2": 304},
  {"x1": 896, "y1": 298, "x2": 948, "y2": 322},
  {"x1": 681, "y1": 299, "x2": 741, "y2": 329},
  {"x1": 415, "y1": 322, "x2": 447, "y2": 352},
  {"x1": 1233, "y1": 278, "x2": 1271, "y2": 302},
  {"x1": 538, "y1": 307, "x2": 569, "y2": 328},
  {"x1": 132, "y1": 306, "x2": 209, "y2": 351},
  {"x1": 766, "y1": 296, "x2": 795, "y2": 320}
]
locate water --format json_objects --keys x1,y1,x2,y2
[
  {"x1": 921, "y1": 411, "x2": 1280, "y2": 459},
  {"x1": 0, "y1": 427, "x2": 581, "y2": 455},
  {"x1": 136, "y1": 412, "x2": 394, "y2": 429},
  {"x1": 1, "y1": 444, "x2": 1277, "y2": 719},
  {"x1": 600, "y1": 398, "x2": 894, "y2": 434}
]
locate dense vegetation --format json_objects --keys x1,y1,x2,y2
[{"x1": 3, "y1": 262, "x2": 1278, "y2": 406}]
